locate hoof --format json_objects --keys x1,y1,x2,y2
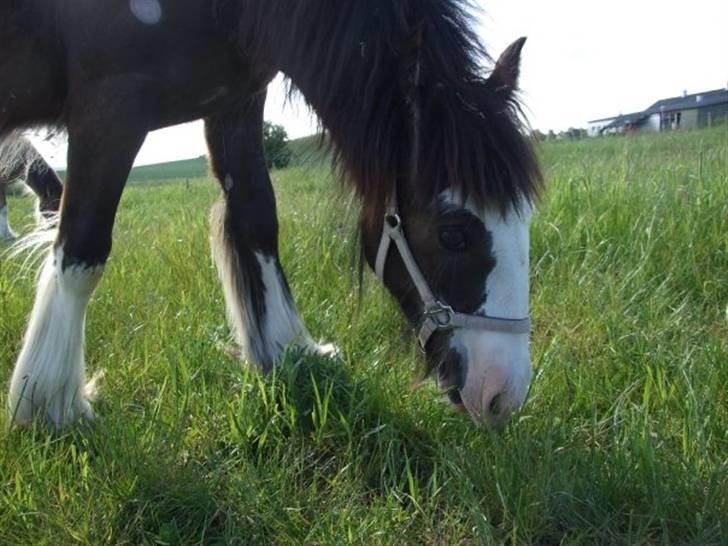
[
  {"x1": 221, "y1": 343, "x2": 244, "y2": 361},
  {"x1": 219, "y1": 340, "x2": 340, "y2": 367},
  {"x1": 8, "y1": 370, "x2": 104, "y2": 428},
  {"x1": 310, "y1": 342, "x2": 340, "y2": 358}
]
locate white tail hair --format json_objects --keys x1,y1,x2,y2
[
  {"x1": 0, "y1": 132, "x2": 35, "y2": 181},
  {"x1": 2, "y1": 212, "x2": 60, "y2": 277}
]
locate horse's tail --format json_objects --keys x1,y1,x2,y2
[{"x1": 2, "y1": 209, "x2": 58, "y2": 274}]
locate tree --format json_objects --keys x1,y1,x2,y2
[{"x1": 263, "y1": 121, "x2": 292, "y2": 169}]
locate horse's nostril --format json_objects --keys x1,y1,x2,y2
[
  {"x1": 488, "y1": 392, "x2": 503, "y2": 416},
  {"x1": 447, "y1": 388, "x2": 463, "y2": 406}
]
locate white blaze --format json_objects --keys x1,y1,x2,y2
[
  {"x1": 480, "y1": 206, "x2": 531, "y2": 320},
  {"x1": 457, "y1": 204, "x2": 532, "y2": 424},
  {"x1": 439, "y1": 192, "x2": 533, "y2": 425},
  {"x1": 129, "y1": 0, "x2": 162, "y2": 25}
]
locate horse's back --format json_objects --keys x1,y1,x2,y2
[
  {"x1": 2, "y1": 0, "x2": 257, "y2": 135},
  {"x1": 0, "y1": 1, "x2": 66, "y2": 135}
]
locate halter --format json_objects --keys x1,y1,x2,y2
[{"x1": 375, "y1": 191, "x2": 531, "y2": 349}]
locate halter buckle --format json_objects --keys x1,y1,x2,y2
[{"x1": 423, "y1": 302, "x2": 455, "y2": 330}]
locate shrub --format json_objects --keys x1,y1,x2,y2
[{"x1": 263, "y1": 121, "x2": 292, "y2": 169}]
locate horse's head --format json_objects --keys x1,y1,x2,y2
[{"x1": 360, "y1": 38, "x2": 541, "y2": 428}]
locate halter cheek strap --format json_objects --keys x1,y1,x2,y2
[{"x1": 375, "y1": 195, "x2": 531, "y2": 349}]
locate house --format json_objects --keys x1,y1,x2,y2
[
  {"x1": 587, "y1": 112, "x2": 652, "y2": 137},
  {"x1": 587, "y1": 87, "x2": 728, "y2": 136}
]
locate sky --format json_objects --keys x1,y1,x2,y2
[{"x1": 31, "y1": 0, "x2": 728, "y2": 168}]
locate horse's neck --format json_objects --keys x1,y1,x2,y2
[{"x1": 235, "y1": 2, "x2": 404, "y2": 126}]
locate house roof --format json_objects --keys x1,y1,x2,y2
[
  {"x1": 645, "y1": 88, "x2": 728, "y2": 114},
  {"x1": 588, "y1": 112, "x2": 643, "y2": 124},
  {"x1": 589, "y1": 112, "x2": 649, "y2": 132},
  {"x1": 588, "y1": 115, "x2": 619, "y2": 123},
  {"x1": 589, "y1": 88, "x2": 728, "y2": 125},
  {"x1": 600, "y1": 112, "x2": 649, "y2": 131}
]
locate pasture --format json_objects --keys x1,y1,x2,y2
[{"x1": 1, "y1": 127, "x2": 726, "y2": 544}]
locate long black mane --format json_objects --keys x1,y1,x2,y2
[{"x1": 225, "y1": 0, "x2": 541, "y2": 223}]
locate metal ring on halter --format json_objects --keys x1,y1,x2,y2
[
  {"x1": 384, "y1": 213, "x2": 401, "y2": 231},
  {"x1": 423, "y1": 302, "x2": 455, "y2": 329}
]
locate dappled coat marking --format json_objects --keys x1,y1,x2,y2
[{"x1": 129, "y1": 0, "x2": 163, "y2": 25}]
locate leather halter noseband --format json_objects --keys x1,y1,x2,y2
[{"x1": 375, "y1": 192, "x2": 531, "y2": 349}]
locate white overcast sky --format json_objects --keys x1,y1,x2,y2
[{"x1": 32, "y1": 0, "x2": 728, "y2": 168}]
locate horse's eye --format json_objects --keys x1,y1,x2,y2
[{"x1": 439, "y1": 227, "x2": 468, "y2": 251}]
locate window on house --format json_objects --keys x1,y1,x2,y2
[{"x1": 661, "y1": 112, "x2": 682, "y2": 130}]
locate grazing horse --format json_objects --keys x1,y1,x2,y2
[
  {"x1": 2, "y1": 0, "x2": 541, "y2": 429},
  {"x1": 0, "y1": 137, "x2": 63, "y2": 239}
]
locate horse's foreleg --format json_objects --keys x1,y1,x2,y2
[
  {"x1": 205, "y1": 93, "x2": 333, "y2": 372},
  {"x1": 0, "y1": 182, "x2": 15, "y2": 239},
  {"x1": 7, "y1": 105, "x2": 146, "y2": 427}
]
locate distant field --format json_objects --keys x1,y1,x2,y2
[
  {"x1": 124, "y1": 134, "x2": 328, "y2": 184},
  {"x1": 126, "y1": 156, "x2": 209, "y2": 183},
  {"x1": 1, "y1": 127, "x2": 726, "y2": 544}
]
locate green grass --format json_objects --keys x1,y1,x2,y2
[{"x1": 1, "y1": 127, "x2": 727, "y2": 544}]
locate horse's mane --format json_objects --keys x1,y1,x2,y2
[
  {"x1": 222, "y1": 4, "x2": 544, "y2": 227},
  {"x1": 225, "y1": 1, "x2": 542, "y2": 222}
]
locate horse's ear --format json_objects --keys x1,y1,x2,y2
[{"x1": 486, "y1": 37, "x2": 527, "y2": 97}]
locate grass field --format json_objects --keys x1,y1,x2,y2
[{"x1": 1, "y1": 127, "x2": 726, "y2": 544}]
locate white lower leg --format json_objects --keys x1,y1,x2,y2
[
  {"x1": 211, "y1": 202, "x2": 333, "y2": 369},
  {"x1": 0, "y1": 204, "x2": 16, "y2": 240},
  {"x1": 255, "y1": 251, "x2": 336, "y2": 358},
  {"x1": 7, "y1": 246, "x2": 103, "y2": 426}
]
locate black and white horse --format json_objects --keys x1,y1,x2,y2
[
  {"x1": 0, "y1": 137, "x2": 63, "y2": 239},
  {"x1": 1, "y1": 0, "x2": 541, "y2": 429}
]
